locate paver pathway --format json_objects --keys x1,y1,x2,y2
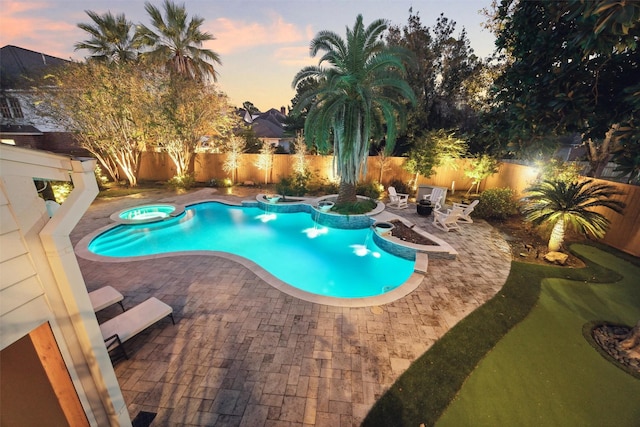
[{"x1": 71, "y1": 188, "x2": 511, "y2": 426}]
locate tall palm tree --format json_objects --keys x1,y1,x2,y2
[
  {"x1": 292, "y1": 14, "x2": 416, "y2": 203},
  {"x1": 136, "y1": 0, "x2": 221, "y2": 82},
  {"x1": 75, "y1": 10, "x2": 138, "y2": 63},
  {"x1": 521, "y1": 179, "x2": 626, "y2": 251}
]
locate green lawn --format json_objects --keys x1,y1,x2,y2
[
  {"x1": 436, "y1": 244, "x2": 640, "y2": 426},
  {"x1": 362, "y1": 244, "x2": 640, "y2": 427}
]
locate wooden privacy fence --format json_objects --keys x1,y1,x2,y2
[{"x1": 138, "y1": 152, "x2": 639, "y2": 256}]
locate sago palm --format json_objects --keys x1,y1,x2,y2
[
  {"x1": 292, "y1": 14, "x2": 415, "y2": 203},
  {"x1": 521, "y1": 179, "x2": 626, "y2": 251},
  {"x1": 136, "y1": 0, "x2": 221, "y2": 82},
  {"x1": 75, "y1": 10, "x2": 138, "y2": 63}
]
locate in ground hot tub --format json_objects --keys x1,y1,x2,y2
[{"x1": 110, "y1": 204, "x2": 184, "y2": 224}]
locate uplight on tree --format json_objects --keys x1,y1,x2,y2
[
  {"x1": 521, "y1": 179, "x2": 626, "y2": 252},
  {"x1": 255, "y1": 141, "x2": 276, "y2": 185}
]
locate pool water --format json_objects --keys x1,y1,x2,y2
[
  {"x1": 119, "y1": 205, "x2": 175, "y2": 221},
  {"x1": 89, "y1": 202, "x2": 415, "y2": 298}
]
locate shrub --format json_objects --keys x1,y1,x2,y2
[
  {"x1": 207, "y1": 178, "x2": 232, "y2": 188},
  {"x1": 51, "y1": 182, "x2": 73, "y2": 203},
  {"x1": 306, "y1": 178, "x2": 339, "y2": 195},
  {"x1": 356, "y1": 181, "x2": 383, "y2": 199},
  {"x1": 276, "y1": 171, "x2": 310, "y2": 197},
  {"x1": 94, "y1": 166, "x2": 109, "y2": 190},
  {"x1": 388, "y1": 178, "x2": 411, "y2": 195},
  {"x1": 167, "y1": 174, "x2": 195, "y2": 190},
  {"x1": 474, "y1": 187, "x2": 518, "y2": 219},
  {"x1": 332, "y1": 198, "x2": 377, "y2": 215}
]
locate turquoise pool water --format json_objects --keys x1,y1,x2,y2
[
  {"x1": 118, "y1": 204, "x2": 175, "y2": 221},
  {"x1": 88, "y1": 202, "x2": 415, "y2": 298}
]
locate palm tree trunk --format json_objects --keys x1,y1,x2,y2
[
  {"x1": 548, "y1": 218, "x2": 565, "y2": 251},
  {"x1": 336, "y1": 180, "x2": 358, "y2": 204}
]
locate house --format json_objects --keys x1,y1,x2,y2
[
  {"x1": 0, "y1": 45, "x2": 88, "y2": 156},
  {"x1": 241, "y1": 106, "x2": 294, "y2": 152},
  {"x1": 0, "y1": 144, "x2": 130, "y2": 425}
]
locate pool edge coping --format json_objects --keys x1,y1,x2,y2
[{"x1": 75, "y1": 197, "x2": 441, "y2": 307}]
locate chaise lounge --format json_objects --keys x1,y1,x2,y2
[
  {"x1": 89, "y1": 286, "x2": 125, "y2": 313},
  {"x1": 100, "y1": 297, "x2": 174, "y2": 359}
]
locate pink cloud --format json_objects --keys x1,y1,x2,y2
[
  {"x1": 206, "y1": 12, "x2": 305, "y2": 55},
  {"x1": 274, "y1": 46, "x2": 318, "y2": 67},
  {"x1": 0, "y1": 0, "x2": 79, "y2": 59}
]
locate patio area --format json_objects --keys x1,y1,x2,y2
[{"x1": 70, "y1": 188, "x2": 512, "y2": 426}]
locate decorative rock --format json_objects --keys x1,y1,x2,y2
[{"x1": 544, "y1": 251, "x2": 569, "y2": 265}]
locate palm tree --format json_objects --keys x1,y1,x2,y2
[
  {"x1": 136, "y1": 0, "x2": 221, "y2": 82},
  {"x1": 75, "y1": 10, "x2": 138, "y2": 63},
  {"x1": 292, "y1": 14, "x2": 416, "y2": 204},
  {"x1": 521, "y1": 179, "x2": 626, "y2": 252}
]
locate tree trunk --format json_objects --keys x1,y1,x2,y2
[
  {"x1": 548, "y1": 219, "x2": 565, "y2": 251},
  {"x1": 585, "y1": 125, "x2": 620, "y2": 177},
  {"x1": 336, "y1": 180, "x2": 358, "y2": 204}
]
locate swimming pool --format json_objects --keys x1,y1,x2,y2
[{"x1": 87, "y1": 201, "x2": 415, "y2": 299}]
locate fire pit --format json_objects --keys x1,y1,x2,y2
[{"x1": 416, "y1": 199, "x2": 433, "y2": 216}]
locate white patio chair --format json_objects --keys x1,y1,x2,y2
[
  {"x1": 428, "y1": 188, "x2": 446, "y2": 211},
  {"x1": 387, "y1": 186, "x2": 409, "y2": 209},
  {"x1": 451, "y1": 199, "x2": 479, "y2": 223},
  {"x1": 433, "y1": 207, "x2": 463, "y2": 232}
]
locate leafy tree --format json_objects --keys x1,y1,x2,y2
[
  {"x1": 75, "y1": 10, "x2": 139, "y2": 63},
  {"x1": 152, "y1": 75, "x2": 237, "y2": 179},
  {"x1": 387, "y1": 11, "x2": 485, "y2": 152},
  {"x1": 521, "y1": 179, "x2": 626, "y2": 251},
  {"x1": 237, "y1": 124, "x2": 262, "y2": 154},
  {"x1": 482, "y1": 0, "x2": 639, "y2": 173},
  {"x1": 286, "y1": 77, "x2": 321, "y2": 136},
  {"x1": 136, "y1": 0, "x2": 221, "y2": 82},
  {"x1": 222, "y1": 135, "x2": 245, "y2": 184},
  {"x1": 36, "y1": 62, "x2": 154, "y2": 186},
  {"x1": 534, "y1": 158, "x2": 583, "y2": 186},
  {"x1": 242, "y1": 101, "x2": 260, "y2": 115},
  {"x1": 255, "y1": 141, "x2": 276, "y2": 184},
  {"x1": 404, "y1": 129, "x2": 467, "y2": 186},
  {"x1": 292, "y1": 14, "x2": 415, "y2": 204},
  {"x1": 375, "y1": 148, "x2": 392, "y2": 185},
  {"x1": 464, "y1": 154, "x2": 499, "y2": 195},
  {"x1": 611, "y1": 139, "x2": 640, "y2": 184},
  {"x1": 291, "y1": 133, "x2": 309, "y2": 176}
]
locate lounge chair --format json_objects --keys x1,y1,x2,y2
[
  {"x1": 428, "y1": 188, "x2": 446, "y2": 211},
  {"x1": 451, "y1": 199, "x2": 479, "y2": 223},
  {"x1": 433, "y1": 208, "x2": 463, "y2": 232},
  {"x1": 387, "y1": 186, "x2": 409, "y2": 209},
  {"x1": 89, "y1": 286, "x2": 125, "y2": 313},
  {"x1": 100, "y1": 297, "x2": 174, "y2": 359}
]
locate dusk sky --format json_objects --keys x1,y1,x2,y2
[{"x1": 1, "y1": 0, "x2": 496, "y2": 111}]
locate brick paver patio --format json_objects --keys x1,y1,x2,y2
[{"x1": 71, "y1": 188, "x2": 511, "y2": 426}]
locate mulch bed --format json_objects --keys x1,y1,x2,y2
[
  {"x1": 487, "y1": 215, "x2": 586, "y2": 268},
  {"x1": 388, "y1": 220, "x2": 436, "y2": 245}
]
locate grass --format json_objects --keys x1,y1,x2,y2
[{"x1": 362, "y1": 243, "x2": 638, "y2": 427}]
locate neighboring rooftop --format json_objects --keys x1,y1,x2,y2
[
  {"x1": 240, "y1": 107, "x2": 288, "y2": 139},
  {"x1": 1, "y1": 45, "x2": 69, "y2": 89}
]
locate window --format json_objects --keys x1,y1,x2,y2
[{"x1": 0, "y1": 97, "x2": 24, "y2": 119}]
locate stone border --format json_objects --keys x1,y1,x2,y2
[{"x1": 109, "y1": 203, "x2": 185, "y2": 225}]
